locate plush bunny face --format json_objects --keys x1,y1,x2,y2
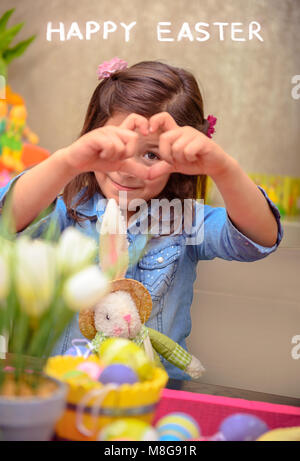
[{"x1": 93, "y1": 290, "x2": 142, "y2": 339}]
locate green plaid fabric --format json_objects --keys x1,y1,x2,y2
[{"x1": 169, "y1": 343, "x2": 192, "y2": 370}]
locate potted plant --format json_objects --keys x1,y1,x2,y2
[{"x1": 0, "y1": 204, "x2": 111, "y2": 441}]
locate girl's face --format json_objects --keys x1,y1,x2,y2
[{"x1": 94, "y1": 112, "x2": 171, "y2": 216}]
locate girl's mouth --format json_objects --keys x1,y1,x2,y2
[{"x1": 108, "y1": 176, "x2": 140, "y2": 191}]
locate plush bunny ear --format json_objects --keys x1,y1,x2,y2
[{"x1": 99, "y1": 198, "x2": 129, "y2": 280}]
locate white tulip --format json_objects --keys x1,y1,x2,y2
[
  {"x1": 15, "y1": 237, "x2": 57, "y2": 317},
  {"x1": 63, "y1": 266, "x2": 110, "y2": 311},
  {"x1": 0, "y1": 254, "x2": 9, "y2": 301},
  {"x1": 56, "y1": 228, "x2": 97, "y2": 276}
]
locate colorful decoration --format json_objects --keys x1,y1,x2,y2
[
  {"x1": 98, "y1": 337, "x2": 154, "y2": 381},
  {"x1": 209, "y1": 413, "x2": 269, "y2": 441},
  {"x1": 0, "y1": 104, "x2": 39, "y2": 173},
  {"x1": 156, "y1": 412, "x2": 201, "y2": 441},
  {"x1": 98, "y1": 418, "x2": 158, "y2": 441},
  {"x1": 206, "y1": 114, "x2": 217, "y2": 138},
  {"x1": 0, "y1": 9, "x2": 49, "y2": 182},
  {"x1": 257, "y1": 426, "x2": 300, "y2": 441},
  {"x1": 248, "y1": 173, "x2": 300, "y2": 218},
  {"x1": 76, "y1": 361, "x2": 103, "y2": 380},
  {"x1": 45, "y1": 355, "x2": 168, "y2": 441},
  {"x1": 98, "y1": 363, "x2": 139, "y2": 385},
  {"x1": 97, "y1": 57, "x2": 128, "y2": 80},
  {"x1": 62, "y1": 369, "x2": 89, "y2": 380}
]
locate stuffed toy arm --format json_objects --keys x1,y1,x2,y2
[{"x1": 147, "y1": 328, "x2": 205, "y2": 379}]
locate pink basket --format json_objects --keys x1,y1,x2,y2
[{"x1": 154, "y1": 389, "x2": 300, "y2": 437}]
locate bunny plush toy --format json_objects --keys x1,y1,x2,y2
[{"x1": 78, "y1": 199, "x2": 205, "y2": 380}]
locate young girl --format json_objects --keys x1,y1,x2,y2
[{"x1": 0, "y1": 59, "x2": 283, "y2": 380}]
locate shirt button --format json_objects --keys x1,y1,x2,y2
[{"x1": 157, "y1": 256, "x2": 164, "y2": 263}]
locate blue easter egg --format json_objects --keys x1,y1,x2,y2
[
  {"x1": 220, "y1": 413, "x2": 269, "y2": 441},
  {"x1": 99, "y1": 364, "x2": 139, "y2": 385}
]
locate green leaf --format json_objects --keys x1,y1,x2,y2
[
  {"x1": 0, "y1": 22, "x2": 24, "y2": 53},
  {"x1": 0, "y1": 9, "x2": 15, "y2": 34},
  {"x1": 3, "y1": 35, "x2": 36, "y2": 65},
  {"x1": 0, "y1": 55, "x2": 7, "y2": 79}
]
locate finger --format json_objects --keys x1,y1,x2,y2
[
  {"x1": 182, "y1": 138, "x2": 203, "y2": 161},
  {"x1": 104, "y1": 132, "x2": 127, "y2": 161},
  {"x1": 171, "y1": 134, "x2": 198, "y2": 163},
  {"x1": 120, "y1": 158, "x2": 150, "y2": 180},
  {"x1": 94, "y1": 132, "x2": 116, "y2": 159},
  {"x1": 149, "y1": 112, "x2": 178, "y2": 134},
  {"x1": 120, "y1": 113, "x2": 149, "y2": 136},
  {"x1": 158, "y1": 129, "x2": 182, "y2": 164},
  {"x1": 147, "y1": 161, "x2": 174, "y2": 180},
  {"x1": 107, "y1": 127, "x2": 139, "y2": 159}
]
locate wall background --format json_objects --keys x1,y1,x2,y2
[
  {"x1": 2, "y1": 0, "x2": 300, "y2": 176},
  {"x1": 1, "y1": 0, "x2": 300, "y2": 397}
]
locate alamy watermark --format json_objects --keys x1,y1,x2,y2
[
  {"x1": 291, "y1": 335, "x2": 300, "y2": 360},
  {"x1": 291, "y1": 75, "x2": 300, "y2": 100},
  {"x1": 96, "y1": 191, "x2": 204, "y2": 245}
]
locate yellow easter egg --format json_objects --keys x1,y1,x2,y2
[
  {"x1": 99, "y1": 338, "x2": 154, "y2": 381},
  {"x1": 257, "y1": 427, "x2": 300, "y2": 441},
  {"x1": 99, "y1": 418, "x2": 158, "y2": 441}
]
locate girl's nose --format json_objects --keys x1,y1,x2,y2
[{"x1": 123, "y1": 314, "x2": 131, "y2": 324}]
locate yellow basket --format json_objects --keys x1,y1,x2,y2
[{"x1": 45, "y1": 355, "x2": 168, "y2": 441}]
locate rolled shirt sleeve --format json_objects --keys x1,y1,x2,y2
[
  {"x1": 0, "y1": 171, "x2": 69, "y2": 239},
  {"x1": 193, "y1": 185, "x2": 284, "y2": 262}
]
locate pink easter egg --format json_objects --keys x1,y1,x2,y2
[{"x1": 76, "y1": 362, "x2": 103, "y2": 380}]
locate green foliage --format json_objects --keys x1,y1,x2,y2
[
  {"x1": 0, "y1": 8, "x2": 36, "y2": 79},
  {"x1": 3, "y1": 35, "x2": 36, "y2": 65},
  {"x1": 0, "y1": 8, "x2": 15, "y2": 33}
]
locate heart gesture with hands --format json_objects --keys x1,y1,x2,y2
[
  {"x1": 65, "y1": 111, "x2": 232, "y2": 183},
  {"x1": 146, "y1": 112, "x2": 231, "y2": 181}
]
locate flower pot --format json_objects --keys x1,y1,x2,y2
[{"x1": 0, "y1": 354, "x2": 68, "y2": 441}]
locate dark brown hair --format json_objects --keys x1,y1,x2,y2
[{"x1": 63, "y1": 60, "x2": 209, "y2": 227}]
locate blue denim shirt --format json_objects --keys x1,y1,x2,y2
[{"x1": 0, "y1": 172, "x2": 284, "y2": 379}]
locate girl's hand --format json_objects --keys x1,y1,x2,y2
[
  {"x1": 147, "y1": 112, "x2": 232, "y2": 180},
  {"x1": 64, "y1": 114, "x2": 150, "y2": 180}
]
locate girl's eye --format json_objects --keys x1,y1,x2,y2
[
  {"x1": 106, "y1": 314, "x2": 110, "y2": 320},
  {"x1": 144, "y1": 151, "x2": 160, "y2": 161}
]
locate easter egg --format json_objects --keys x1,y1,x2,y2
[
  {"x1": 156, "y1": 412, "x2": 201, "y2": 441},
  {"x1": 76, "y1": 362, "x2": 103, "y2": 380},
  {"x1": 62, "y1": 369, "x2": 88, "y2": 380},
  {"x1": 99, "y1": 338, "x2": 154, "y2": 381},
  {"x1": 219, "y1": 413, "x2": 269, "y2": 441},
  {"x1": 98, "y1": 418, "x2": 158, "y2": 441},
  {"x1": 257, "y1": 427, "x2": 300, "y2": 441},
  {"x1": 98, "y1": 364, "x2": 139, "y2": 385}
]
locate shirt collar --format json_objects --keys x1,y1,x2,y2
[{"x1": 73, "y1": 188, "x2": 160, "y2": 236}]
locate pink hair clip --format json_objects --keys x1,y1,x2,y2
[
  {"x1": 97, "y1": 57, "x2": 128, "y2": 80},
  {"x1": 206, "y1": 114, "x2": 217, "y2": 138}
]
